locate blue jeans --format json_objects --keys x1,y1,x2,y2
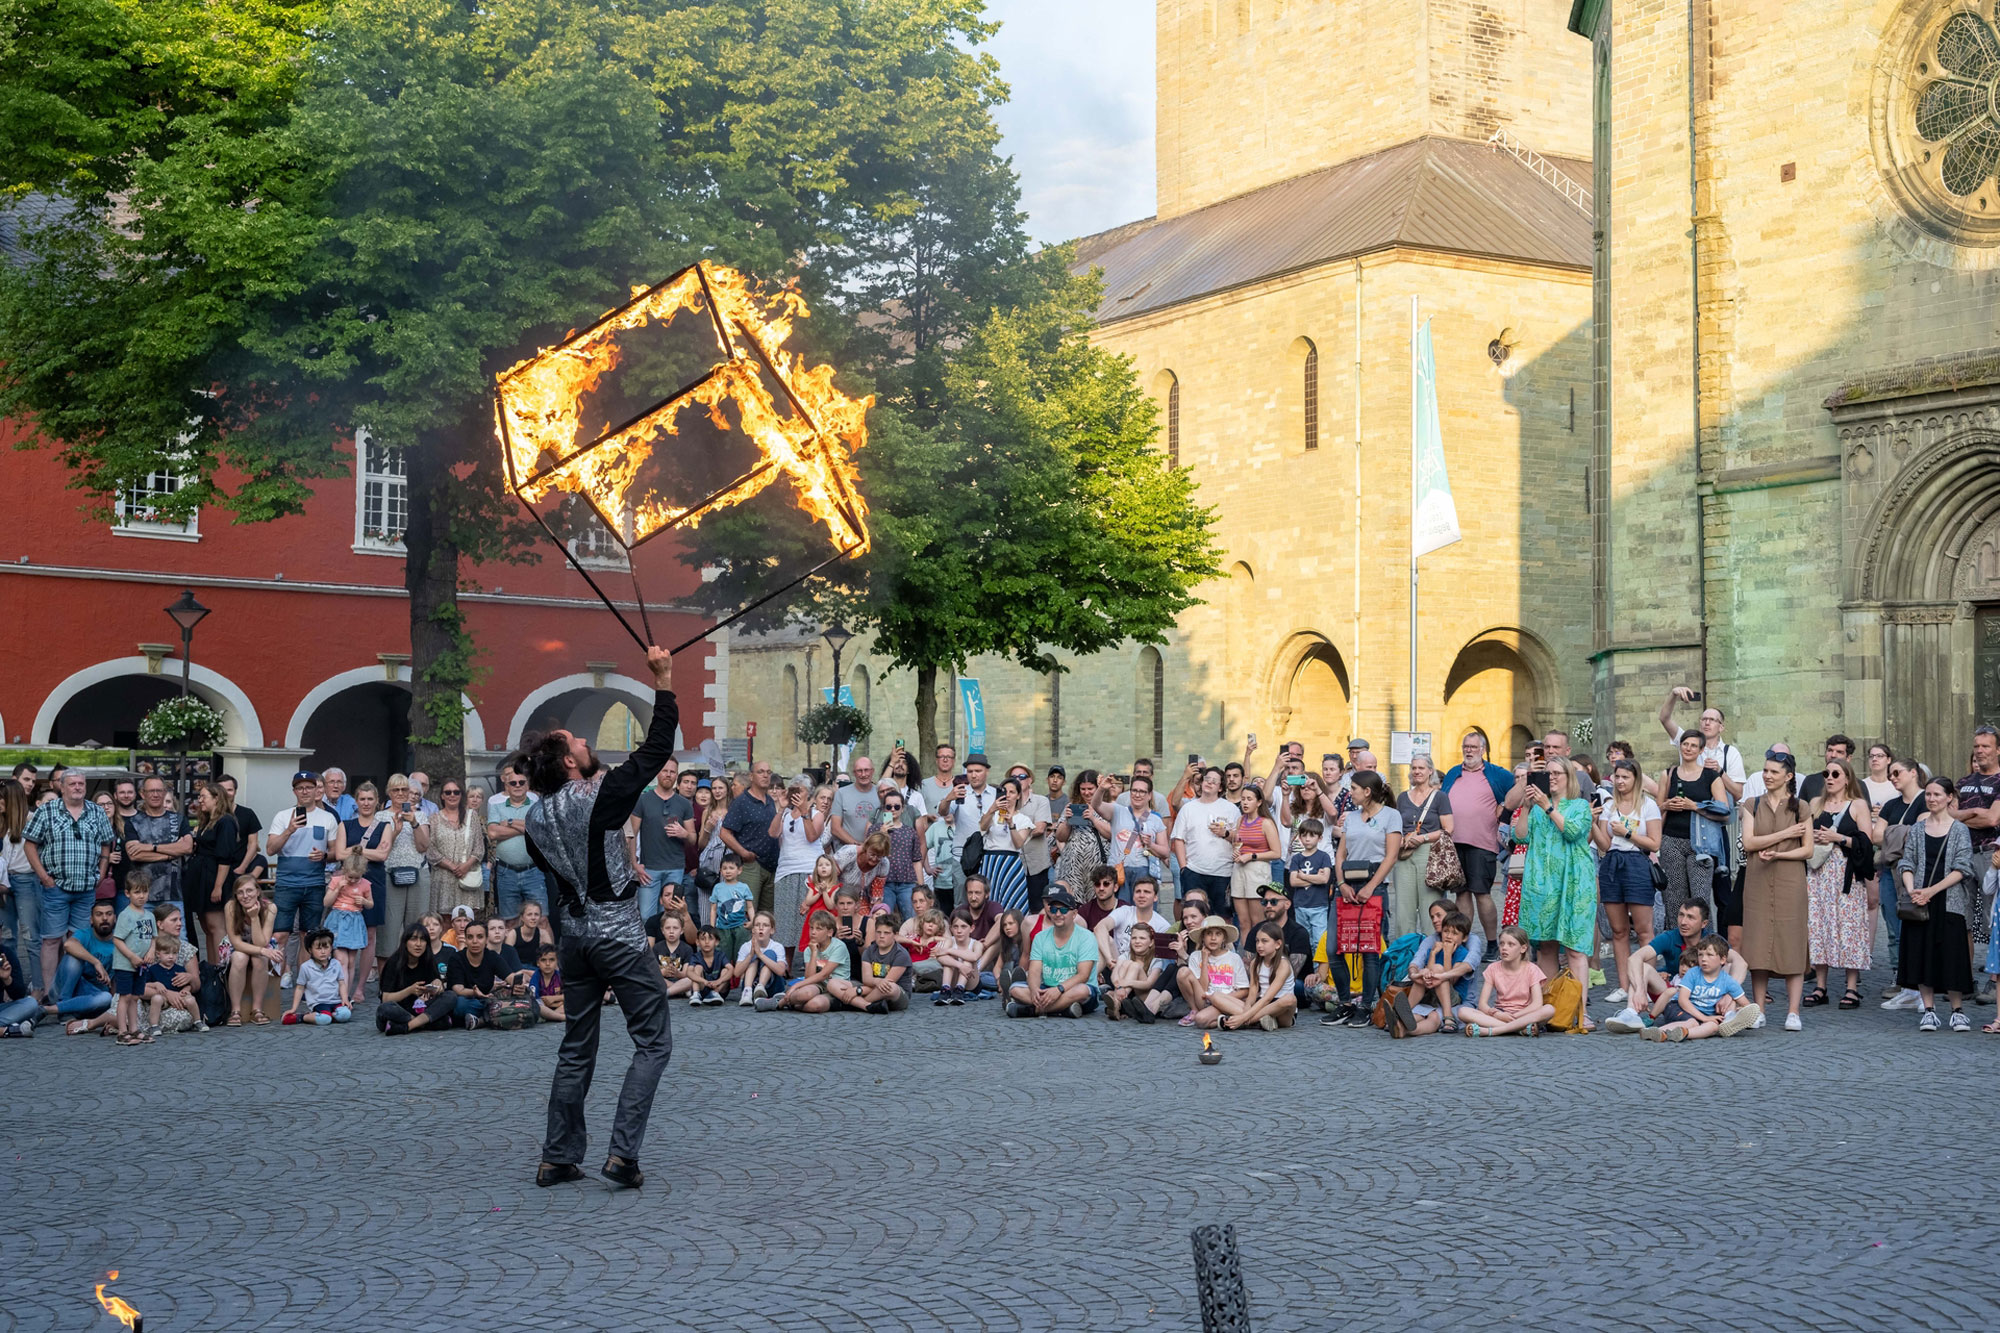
[
  {"x1": 639, "y1": 865, "x2": 683, "y2": 925},
  {"x1": 3, "y1": 872, "x2": 41, "y2": 994},
  {"x1": 1877, "y1": 867, "x2": 1901, "y2": 967},
  {"x1": 273, "y1": 879, "x2": 325, "y2": 936},
  {"x1": 1295, "y1": 906, "x2": 1329, "y2": 953},
  {"x1": 51, "y1": 955, "x2": 114, "y2": 1019},
  {"x1": 453, "y1": 993, "x2": 489, "y2": 1025},
  {"x1": 882, "y1": 881, "x2": 916, "y2": 920},
  {"x1": 495, "y1": 862, "x2": 550, "y2": 919},
  {"x1": 38, "y1": 882, "x2": 94, "y2": 940},
  {"x1": 0, "y1": 995, "x2": 39, "y2": 1026}
]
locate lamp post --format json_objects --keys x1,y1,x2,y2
[
  {"x1": 822, "y1": 621, "x2": 853, "y2": 773},
  {"x1": 164, "y1": 590, "x2": 211, "y2": 801}
]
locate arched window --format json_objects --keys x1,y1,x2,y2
[
  {"x1": 1136, "y1": 647, "x2": 1165, "y2": 762},
  {"x1": 1167, "y1": 375, "x2": 1180, "y2": 466},
  {"x1": 783, "y1": 664, "x2": 800, "y2": 750},
  {"x1": 1301, "y1": 339, "x2": 1319, "y2": 450}
]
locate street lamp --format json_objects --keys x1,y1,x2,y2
[
  {"x1": 822, "y1": 622, "x2": 854, "y2": 774},
  {"x1": 164, "y1": 590, "x2": 211, "y2": 800}
]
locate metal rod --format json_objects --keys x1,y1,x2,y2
[
  {"x1": 667, "y1": 543, "x2": 859, "y2": 656},
  {"x1": 513, "y1": 363, "x2": 730, "y2": 488},
  {"x1": 495, "y1": 262, "x2": 708, "y2": 384},
  {"x1": 731, "y1": 318, "x2": 868, "y2": 538},
  {"x1": 1190, "y1": 1224, "x2": 1252, "y2": 1333}
]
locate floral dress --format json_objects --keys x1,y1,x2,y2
[
  {"x1": 1806, "y1": 803, "x2": 1872, "y2": 972},
  {"x1": 1516, "y1": 798, "x2": 1596, "y2": 956}
]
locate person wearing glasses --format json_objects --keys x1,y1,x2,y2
[
  {"x1": 873, "y1": 786, "x2": 928, "y2": 920},
  {"x1": 1005, "y1": 889, "x2": 1100, "y2": 1017},
  {"x1": 426, "y1": 780, "x2": 486, "y2": 922},
  {"x1": 489, "y1": 761, "x2": 549, "y2": 926}
]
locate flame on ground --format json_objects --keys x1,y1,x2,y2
[
  {"x1": 95, "y1": 1272, "x2": 141, "y2": 1329},
  {"x1": 1202, "y1": 1030, "x2": 1214, "y2": 1051},
  {"x1": 495, "y1": 264, "x2": 870, "y2": 554}
]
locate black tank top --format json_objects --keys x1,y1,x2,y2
[{"x1": 1663, "y1": 767, "x2": 1717, "y2": 840}]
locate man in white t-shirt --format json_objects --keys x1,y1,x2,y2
[
  {"x1": 1093, "y1": 874, "x2": 1172, "y2": 976},
  {"x1": 1006, "y1": 765, "x2": 1055, "y2": 902},
  {"x1": 1170, "y1": 767, "x2": 1238, "y2": 907},
  {"x1": 1659, "y1": 686, "x2": 1746, "y2": 800}
]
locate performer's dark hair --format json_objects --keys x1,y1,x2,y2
[{"x1": 522, "y1": 731, "x2": 573, "y2": 796}]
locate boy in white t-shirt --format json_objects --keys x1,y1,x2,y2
[{"x1": 734, "y1": 911, "x2": 789, "y2": 1006}]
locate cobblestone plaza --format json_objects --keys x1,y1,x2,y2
[{"x1": 5, "y1": 960, "x2": 1995, "y2": 1333}]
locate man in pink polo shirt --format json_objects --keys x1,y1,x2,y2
[{"x1": 1442, "y1": 732, "x2": 1513, "y2": 960}]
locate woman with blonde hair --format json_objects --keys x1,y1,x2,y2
[
  {"x1": 425, "y1": 778, "x2": 486, "y2": 920},
  {"x1": 378, "y1": 774, "x2": 431, "y2": 955}
]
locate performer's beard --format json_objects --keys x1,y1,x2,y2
[{"x1": 575, "y1": 748, "x2": 603, "y2": 781}]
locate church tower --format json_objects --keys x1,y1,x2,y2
[{"x1": 1155, "y1": 0, "x2": 1593, "y2": 218}]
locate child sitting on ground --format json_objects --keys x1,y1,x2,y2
[
  {"x1": 1226, "y1": 920, "x2": 1298, "y2": 1031},
  {"x1": 654, "y1": 912, "x2": 697, "y2": 1000},
  {"x1": 897, "y1": 887, "x2": 936, "y2": 943},
  {"x1": 530, "y1": 944, "x2": 564, "y2": 1022},
  {"x1": 904, "y1": 908, "x2": 948, "y2": 992},
  {"x1": 1105, "y1": 921, "x2": 1175, "y2": 1023},
  {"x1": 112, "y1": 869, "x2": 157, "y2": 1044},
  {"x1": 846, "y1": 914, "x2": 913, "y2": 1013},
  {"x1": 285, "y1": 930, "x2": 352, "y2": 1025},
  {"x1": 772, "y1": 910, "x2": 848, "y2": 1012},
  {"x1": 735, "y1": 912, "x2": 789, "y2": 1006},
  {"x1": 798, "y1": 855, "x2": 841, "y2": 951},
  {"x1": 688, "y1": 925, "x2": 733, "y2": 1005},
  {"x1": 1392, "y1": 906, "x2": 1478, "y2": 1038},
  {"x1": 1456, "y1": 926, "x2": 1554, "y2": 1037},
  {"x1": 1178, "y1": 917, "x2": 1249, "y2": 1029},
  {"x1": 990, "y1": 907, "x2": 1029, "y2": 995},
  {"x1": 933, "y1": 910, "x2": 983, "y2": 1005},
  {"x1": 832, "y1": 888, "x2": 868, "y2": 977},
  {"x1": 708, "y1": 853, "x2": 754, "y2": 962},
  {"x1": 139, "y1": 906, "x2": 206, "y2": 1036},
  {"x1": 321, "y1": 850, "x2": 374, "y2": 999},
  {"x1": 1644, "y1": 935, "x2": 1761, "y2": 1041}
]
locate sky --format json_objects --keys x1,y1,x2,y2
[{"x1": 982, "y1": 0, "x2": 1156, "y2": 244}]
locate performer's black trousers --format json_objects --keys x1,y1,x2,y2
[{"x1": 543, "y1": 935, "x2": 673, "y2": 1166}]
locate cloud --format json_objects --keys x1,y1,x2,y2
[{"x1": 982, "y1": 0, "x2": 1156, "y2": 243}]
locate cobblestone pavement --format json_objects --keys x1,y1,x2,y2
[{"x1": 5, "y1": 961, "x2": 1997, "y2": 1333}]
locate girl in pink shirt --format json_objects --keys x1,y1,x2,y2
[{"x1": 1456, "y1": 925, "x2": 1556, "y2": 1037}]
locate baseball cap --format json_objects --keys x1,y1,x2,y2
[
  {"x1": 1047, "y1": 765, "x2": 1066, "y2": 777},
  {"x1": 291, "y1": 770, "x2": 321, "y2": 785},
  {"x1": 1043, "y1": 889, "x2": 1079, "y2": 912},
  {"x1": 450, "y1": 905, "x2": 475, "y2": 920}
]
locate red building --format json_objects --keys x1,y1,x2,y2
[{"x1": 0, "y1": 421, "x2": 717, "y2": 816}]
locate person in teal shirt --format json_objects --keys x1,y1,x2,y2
[
  {"x1": 1513, "y1": 759, "x2": 1598, "y2": 1031},
  {"x1": 1008, "y1": 890, "x2": 1100, "y2": 1017}
]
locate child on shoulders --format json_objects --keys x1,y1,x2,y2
[{"x1": 1456, "y1": 926, "x2": 1554, "y2": 1037}]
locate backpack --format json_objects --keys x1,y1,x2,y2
[
  {"x1": 487, "y1": 989, "x2": 537, "y2": 1030},
  {"x1": 197, "y1": 961, "x2": 229, "y2": 1027},
  {"x1": 1379, "y1": 932, "x2": 1424, "y2": 988}
]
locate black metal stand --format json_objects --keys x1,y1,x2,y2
[{"x1": 1191, "y1": 1224, "x2": 1252, "y2": 1333}]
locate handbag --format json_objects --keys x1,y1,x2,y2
[
  {"x1": 1896, "y1": 831, "x2": 1931, "y2": 922},
  {"x1": 389, "y1": 865, "x2": 419, "y2": 888},
  {"x1": 1543, "y1": 968, "x2": 1586, "y2": 1032},
  {"x1": 487, "y1": 987, "x2": 537, "y2": 1029},
  {"x1": 458, "y1": 864, "x2": 485, "y2": 891},
  {"x1": 1341, "y1": 859, "x2": 1381, "y2": 885},
  {"x1": 1424, "y1": 834, "x2": 1466, "y2": 892},
  {"x1": 960, "y1": 831, "x2": 985, "y2": 876}
]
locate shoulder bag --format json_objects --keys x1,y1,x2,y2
[{"x1": 1896, "y1": 828, "x2": 1931, "y2": 923}]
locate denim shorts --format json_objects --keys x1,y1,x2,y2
[
  {"x1": 1598, "y1": 850, "x2": 1656, "y2": 905},
  {"x1": 114, "y1": 969, "x2": 144, "y2": 996},
  {"x1": 273, "y1": 879, "x2": 326, "y2": 934},
  {"x1": 39, "y1": 883, "x2": 96, "y2": 938}
]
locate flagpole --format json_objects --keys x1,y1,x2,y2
[{"x1": 1410, "y1": 296, "x2": 1419, "y2": 738}]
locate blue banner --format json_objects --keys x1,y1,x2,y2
[
  {"x1": 820, "y1": 685, "x2": 854, "y2": 706},
  {"x1": 957, "y1": 677, "x2": 986, "y2": 754}
]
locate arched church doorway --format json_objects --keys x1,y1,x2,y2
[{"x1": 1441, "y1": 628, "x2": 1556, "y2": 769}]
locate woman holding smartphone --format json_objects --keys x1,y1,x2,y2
[{"x1": 378, "y1": 774, "x2": 431, "y2": 960}]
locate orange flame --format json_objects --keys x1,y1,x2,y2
[
  {"x1": 95, "y1": 1271, "x2": 141, "y2": 1329},
  {"x1": 495, "y1": 264, "x2": 870, "y2": 554},
  {"x1": 1201, "y1": 1031, "x2": 1213, "y2": 1051}
]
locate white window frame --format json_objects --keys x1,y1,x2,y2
[
  {"x1": 111, "y1": 450, "x2": 200, "y2": 542},
  {"x1": 568, "y1": 504, "x2": 631, "y2": 569},
  {"x1": 352, "y1": 427, "x2": 408, "y2": 555}
]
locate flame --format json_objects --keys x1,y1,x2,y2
[
  {"x1": 495, "y1": 263, "x2": 870, "y2": 554},
  {"x1": 1201, "y1": 1031, "x2": 1213, "y2": 1052},
  {"x1": 95, "y1": 1272, "x2": 141, "y2": 1329}
]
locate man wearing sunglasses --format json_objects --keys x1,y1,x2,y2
[
  {"x1": 1005, "y1": 889, "x2": 1100, "y2": 1018},
  {"x1": 488, "y1": 761, "x2": 548, "y2": 924}
]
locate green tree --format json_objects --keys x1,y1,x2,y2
[{"x1": 0, "y1": 0, "x2": 1003, "y2": 779}]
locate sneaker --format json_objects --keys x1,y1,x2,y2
[
  {"x1": 1318, "y1": 1011, "x2": 1346, "y2": 1027},
  {"x1": 463, "y1": 1015, "x2": 481, "y2": 1031},
  {"x1": 1880, "y1": 988, "x2": 1921, "y2": 1010},
  {"x1": 1751, "y1": 1012, "x2": 1767, "y2": 1030},
  {"x1": 1258, "y1": 1014, "x2": 1279, "y2": 1031},
  {"x1": 1658, "y1": 1025, "x2": 1685, "y2": 1042},
  {"x1": 146, "y1": 1024, "x2": 162, "y2": 1040},
  {"x1": 279, "y1": 969, "x2": 295, "y2": 990},
  {"x1": 1342, "y1": 1006, "x2": 1372, "y2": 1028},
  {"x1": 383, "y1": 1020, "x2": 410, "y2": 1036},
  {"x1": 1949, "y1": 1009, "x2": 1971, "y2": 1032},
  {"x1": 1918, "y1": 1008, "x2": 1940, "y2": 1032},
  {"x1": 948, "y1": 991, "x2": 966, "y2": 1007},
  {"x1": 753, "y1": 985, "x2": 769, "y2": 1000},
  {"x1": 1603, "y1": 988, "x2": 1628, "y2": 1005},
  {"x1": 754, "y1": 996, "x2": 784, "y2": 1012},
  {"x1": 738, "y1": 989, "x2": 755, "y2": 1007},
  {"x1": 1782, "y1": 1012, "x2": 1802, "y2": 1032},
  {"x1": 1006, "y1": 1000, "x2": 1035, "y2": 1019},
  {"x1": 1719, "y1": 1004, "x2": 1761, "y2": 1037},
  {"x1": 1603, "y1": 1008, "x2": 1645, "y2": 1035},
  {"x1": 1977, "y1": 984, "x2": 1996, "y2": 1005},
  {"x1": 1065, "y1": 1001, "x2": 1083, "y2": 1019},
  {"x1": 194, "y1": 1021, "x2": 210, "y2": 1033},
  {"x1": 932, "y1": 992, "x2": 950, "y2": 1007},
  {"x1": 7, "y1": 1021, "x2": 32, "y2": 1038},
  {"x1": 1641, "y1": 1025, "x2": 1668, "y2": 1042}
]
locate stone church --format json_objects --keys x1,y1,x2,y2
[
  {"x1": 1575, "y1": 0, "x2": 2000, "y2": 768},
  {"x1": 722, "y1": 0, "x2": 1604, "y2": 777}
]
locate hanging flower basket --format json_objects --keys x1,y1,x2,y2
[
  {"x1": 137, "y1": 697, "x2": 227, "y2": 750},
  {"x1": 797, "y1": 702, "x2": 871, "y2": 748}
]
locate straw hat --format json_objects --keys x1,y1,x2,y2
[{"x1": 1196, "y1": 914, "x2": 1239, "y2": 945}]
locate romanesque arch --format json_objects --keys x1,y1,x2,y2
[{"x1": 1266, "y1": 630, "x2": 1350, "y2": 759}]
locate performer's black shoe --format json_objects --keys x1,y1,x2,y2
[
  {"x1": 535, "y1": 1162, "x2": 584, "y2": 1188},
  {"x1": 601, "y1": 1157, "x2": 644, "y2": 1190}
]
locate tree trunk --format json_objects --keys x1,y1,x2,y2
[
  {"x1": 403, "y1": 443, "x2": 469, "y2": 785},
  {"x1": 914, "y1": 662, "x2": 939, "y2": 770}
]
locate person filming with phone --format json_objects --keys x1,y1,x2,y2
[{"x1": 1659, "y1": 685, "x2": 1745, "y2": 801}]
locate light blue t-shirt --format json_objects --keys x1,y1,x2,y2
[
  {"x1": 272, "y1": 807, "x2": 341, "y2": 888},
  {"x1": 1029, "y1": 924, "x2": 1099, "y2": 988},
  {"x1": 711, "y1": 881, "x2": 752, "y2": 930},
  {"x1": 1677, "y1": 967, "x2": 1744, "y2": 1016}
]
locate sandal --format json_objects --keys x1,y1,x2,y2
[
  {"x1": 227, "y1": 1012, "x2": 244, "y2": 1027},
  {"x1": 1803, "y1": 986, "x2": 1830, "y2": 1007},
  {"x1": 65, "y1": 1020, "x2": 89, "y2": 1036},
  {"x1": 249, "y1": 1011, "x2": 270, "y2": 1025},
  {"x1": 1839, "y1": 990, "x2": 1861, "y2": 1010},
  {"x1": 1983, "y1": 1018, "x2": 2000, "y2": 1034}
]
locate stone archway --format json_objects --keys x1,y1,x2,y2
[
  {"x1": 1267, "y1": 631, "x2": 1351, "y2": 762},
  {"x1": 31, "y1": 658, "x2": 263, "y2": 749},
  {"x1": 1440, "y1": 627, "x2": 1559, "y2": 769}
]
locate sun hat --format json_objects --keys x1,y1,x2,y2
[{"x1": 1196, "y1": 914, "x2": 1239, "y2": 945}]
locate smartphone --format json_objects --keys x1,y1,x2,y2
[
  {"x1": 294, "y1": 804, "x2": 309, "y2": 823},
  {"x1": 1285, "y1": 774, "x2": 1308, "y2": 788},
  {"x1": 1686, "y1": 690, "x2": 1703, "y2": 701},
  {"x1": 895, "y1": 737, "x2": 905, "y2": 749},
  {"x1": 1528, "y1": 770, "x2": 1551, "y2": 796},
  {"x1": 1247, "y1": 732, "x2": 1257, "y2": 746},
  {"x1": 1188, "y1": 753, "x2": 1201, "y2": 766}
]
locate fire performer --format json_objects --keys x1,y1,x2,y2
[{"x1": 521, "y1": 643, "x2": 677, "y2": 1190}]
